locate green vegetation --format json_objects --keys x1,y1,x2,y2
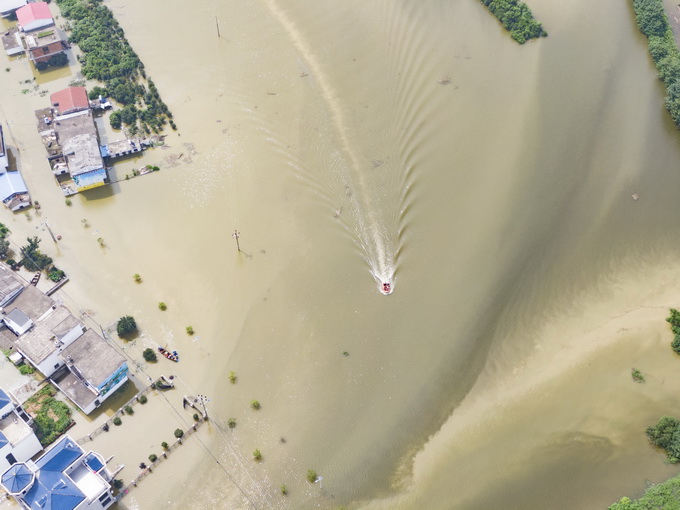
[
  {"x1": 668, "y1": 308, "x2": 680, "y2": 353},
  {"x1": 113, "y1": 479, "x2": 123, "y2": 490},
  {"x1": 35, "y1": 53, "x2": 68, "y2": 71},
  {"x1": 0, "y1": 223, "x2": 10, "y2": 260},
  {"x1": 113, "y1": 416, "x2": 122, "y2": 426},
  {"x1": 116, "y1": 315, "x2": 137, "y2": 338},
  {"x1": 632, "y1": 0, "x2": 680, "y2": 129},
  {"x1": 133, "y1": 273, "x2": 142, "y2": 283},
  {"x1": 193, "y1": 413, "x2": 200, "y2": 422},
  {"x1": 138, "y1": 394, "x2": 148, "y2": 404},
  {"x1": 142, "y1": 348, "x2": 157, "y2": 362},
  {"x1": 161, "y1": 441, "x2": 168, "y2": 450},
  {"x1": 228, "y1": 418, "x2": 236, "y2": 429},
  {"x1": 631, "y1": 368, "x2": 645, "y2": 383},
  {"x1": 253, "y1": 449, "x2": 262, "y2": 461},
  {"x1": 186, "y1": 326, "x2": 194, "y2": 335},
  {"x1": 158, "y1": 302, "x2": 167, "y2": 311},
  {"x1": 229, "y1": 371, "x2": 237, "y2": 384},
  {"x1": 280, "y1": 484, "x2": 288, "y2": 496},
  {"x1": 20, "y1": 236, "x2": 52, "y2": 271},
  {"x1": 479, "y1": 0, "x2": 547, "y2": 44},
  {"x1": 646, "y1": 416, "x2": 680, "y2": 463},
  {"x1": 19, "y1": 364, "x2": 35, "y2": 375},
  {"x1": 48, "y1": 266, "x2": 65, "y2": 282},
  {"x1": 124, "y1": 405, "x2": 134, "y2": 415},
  {"x1": 148, "y1": 453, "x2": 157, "y2": 463},
  {"x1": 250, "y1": 400, "x2": 261, "y2": 410},
  {"x1": 64, "y1": 198, "x2": 72, "y2": 206},
  {"x1": 174, "y1": 428, "x2": 184, "y2": 439},
  {"x1": 54, "y1": 0, "x2": 175, "y2": 134},
  {"x1": 25, "y1": 385, "x2": 73, "y2": 446},
  {"x1": 307, "y1": 469, "x2": 318, "y2": 483},
  {"x1": 609, "y1": 474, "x2": 680, "y2": 509},
  {"x1": 342, "y1": 351, "x2": 349, "y2": 357}
]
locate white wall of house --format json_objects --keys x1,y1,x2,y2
[
  {"x1": 3, "y1": 316, "x2": 32, "y2": 336},
  {"x1": 21, "y1": 19, "x2": 53, "y2": 33}
]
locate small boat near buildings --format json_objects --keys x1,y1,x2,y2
[
  {"x1": 154, "y1": 375, "x2": 175, "y2": 390},
  {"x1": 158, "y1": 347, "x2": 179, "y2": 362}
]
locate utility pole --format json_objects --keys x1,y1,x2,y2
[
  {"x1": 215, "y1": 16, "x2": 220, "y2": 38},
  {"x1": 231, "y1": 230, "x2": 241, "y2": 252}
]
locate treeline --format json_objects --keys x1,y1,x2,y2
[
  {"x1": 609, "y1": 474, "x2": 680, "y2": 509},
  {"x1": 54, "y1": 0, "x2": 175, "y2": 134},
  {"x1": 632, "y1": 0, "x2": 680, "y2": 128},
  {"x1": 479, "y1": 0, "x2": 547, "y2": 44}
]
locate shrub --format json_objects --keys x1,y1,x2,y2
[
  {"x1": 142, "y1": 348, "x2": 157, "y2": 362},
  {"x1": 280, "y1": 484, "x2": 288, "y2": 495},
  {"x1": 113, "y1": 416, "x2": 122, "y2": 426},
  {"x1": 65, "y1": 198, "x2": 72, "y2": 206},
  {"x1": 186, "y1": 326, "x2": 194, "y2": 335},
  {"x1": 228, "y1": 418, "x2": 236, "y2": 429},
  {"x1": 174, "y1": 428, "x2": 184, "y2": 438},
  {"x1": 148, "y1": 454, "x2": 157, "y2": 463},
  {"x1": 19, "y1": 364, "x2": 35, "y2": 375},
  {"x1": 647, "y1": 416, "x2": 680, "y2": 462},
  {"x1": 632, "y1": 368, "x2": 645, "y2": 383},
  {"x1": 307, "y1": 469, "x2": 318, "y2": 483},
  {"x1": 138, "y1": 394, "x2": 148, "y2": 404},
  {"x1": 250, "y1": 400, "x2": 261, "y2": 410},
  {"x1": 193, "y1": 413, "x2": 199, "y2": 422},
  {"x1": 113, "y1": 479, "x2": 123, "y2": 489},
  {"x1": 158, "y1": 302, "x2": 167, "y2": 311},
  {"x1": 124, "y1": 405, "x2": 133, "y2": 415},
  {"x1": 253, "y1": 449, "x2": 262, "y2": 461},
  {"x1": 48, "y1": 267, "x2": 65, "y2": 282},
  {"x1": 229, "y1": 371, "x2": 237, "y2": 384},
  {"x1": 161, "y1": 441, "x2": 168, "y2": 450},
  {"x1": 133, "y1": 273, "x2": 141, "y2": 283},
  {"x1": 117, "y1": 315, "x2": 137, "y2": 338}
]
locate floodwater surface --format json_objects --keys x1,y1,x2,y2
[{"x1": 3, "y1": 0, "x2": 680, "y2": 508}]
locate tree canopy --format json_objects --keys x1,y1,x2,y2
[
  {"x1": 609, "y1": 475, "x2": 680, "y2": 509},
  {"x1": 117, "y1": 315, "x2": 138, "y2": 338},
  {"x1": 480, "y1": 0, "x2": 547, "y2": 44},
  {"x1": 20, "y1": 237, "x2": 52, "y2": 271}
]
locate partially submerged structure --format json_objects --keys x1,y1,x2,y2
[
  {"x1": 0, "y1": 124, "x2": 31, "y2": 211},
  {"x1": 0, "y1": 264, "x2": 128, "y2": 414},
  {"x1": 0, "y1": 435, "x2": 116, "y2": 510},
  {"x1": 0, "y1": 0, "x2": 26, "y2": 18}
]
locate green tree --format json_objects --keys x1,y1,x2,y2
[
  {"x1": 142, "y1": 348, "x2": 157, "y2": 362},
  {"x1": 116, "y1": 315, "x2": 137, "y2": 338},
  {"x1": 20, "y1": 237, "x2": 52, "y2": 271}
]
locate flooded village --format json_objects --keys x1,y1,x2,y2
[{"x1": 0, "y1": 1, "x2": 205, "y2": 509}]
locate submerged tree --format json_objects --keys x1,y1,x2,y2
[{"x1": 117, "y1": 315, "x2": 137, "y2": 338}]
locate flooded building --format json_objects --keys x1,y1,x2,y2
[
  {"x1": 0, "y1": 268, "x2": 129, "y2": 415},
  {"x1": 24, "y1": 28, "x2": 64, "y2": 65},
  {"x1": 0, "y1": 388, "x2": 41, "y2": 473},
  {"x1": 0, "y1": 124, "x2": 31, "y2": 211},
  {"x1": 15, "y1": 2, "x2": 53, "y2": 33},
  {"x1": 0, "y1": 0, "x2": 26, "y2": 18},
  {"x1": 52, "y1": 109, "x2": 109, "y2": 194},
  {"x1": 50, "y1": 87, "x2": 89, "y2": 116},
  {"x1": 0, "y1": 435, "x2": 115, "y2": 510},
  {"x1": 1, "y1": 27, "x2": 23, "y2": 57}
]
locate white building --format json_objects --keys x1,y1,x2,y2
[
  {"x1": 0, "y1": 388, "x2": 41, "y2": 473},
  {"x1": 0, "y1": 435, "x2": 115, "y2": 510}
]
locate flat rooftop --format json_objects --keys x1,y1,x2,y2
[
  {"x1": 53, "y1": 110, "x2": 103, "y2": 176},
  {"x1": 0, "y1": 265, "x2": 26, "y2": 309},
  {"x1": 0, "y1": 27, "x2": 22, "y2": 56},
  {"x1": 60, "y1": 329, "x2": 124, "y2": 387},
  {"x1": 0, "y1": 411, "x2": 31, "y2": 445},
  {"x1": 24, "y1": 28, "x2": 60, "y2": 49},
  {"x1": 15, "y1": 306, "x2": 78, "y2": 364},
  {"x1": 54, "y1": 370, "x2": 96, "y2": 411},
  {"x1": 6, "y1": 285, "x2": 54, "y2": 322}
]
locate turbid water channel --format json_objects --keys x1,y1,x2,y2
[{"x1": 3, "y1": 0, "x2": 680, "y2": 508}]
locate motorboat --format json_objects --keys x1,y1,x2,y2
[
  {"x1": 158, "y1": 346, "x2": 179, "y2": 362},
  {"x1": 380, "y1": 282, "x2": 392, "y2": 295}
]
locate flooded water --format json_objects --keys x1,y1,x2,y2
[{"x1": 3, "y1": 0, "x2": 680, "y2": 508}]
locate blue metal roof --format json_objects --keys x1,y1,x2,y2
[
  {"x1": 0, "y1": 430, "x2": 9, "y2": 448},
  {"x1": 0, "y1": 389, "x2": 11, "y2": 409},
  {"x1": 1, "y1": 463, "x2": 33, "y2": 494},
  {"x1": 0, "y1": 171, "x2": 27, "y2": 201},
  {"x1": 23, "y1": 469, "x2": 85, "y2": 510},
  {"x1": 36, "y1": 437, "x2": 82, "y2": 472},
  {"x1": 83, "y1": 453, "x2": 103, "y2": 472}
]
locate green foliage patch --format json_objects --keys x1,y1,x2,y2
[
  {"x1": 479, "y1": 0, "x2": 547, "y2": 44},
  {"x1": 609, "y1": 474, "x2": 680, "y2": 509},
  {"x1": 55, "y1": 0, "x2": 175, "y2": 133},
  {"x1": 25, "y1": 385, "x2": 73, "y2": 446}
]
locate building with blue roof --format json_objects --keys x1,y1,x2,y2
[
  {"x1": 0, "y1": 387, "x2": 41, "y2": 474},
  {"x1": 0, "y1": 125, "x2": 31, "y2": 211},
  {"x1": 0, "y1": 435, "x2": 114, "y2": 510}
]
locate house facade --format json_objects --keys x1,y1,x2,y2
[{"x1": 0, "y1": 435, "x2": 115, "y2": 510}]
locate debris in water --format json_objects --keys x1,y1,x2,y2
[
  {"x1": 334, "y1": 207, "x2": 343, "y2": 218},
  {"x1": 438, "y1": 77, "x2": 452, "y2": 85},
  {"x1": 632, "y1": 194, "x2": 639, "y2": 200},
  {"x1": 371, "y1": 160, "x2": 383, "y2": 168}
]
